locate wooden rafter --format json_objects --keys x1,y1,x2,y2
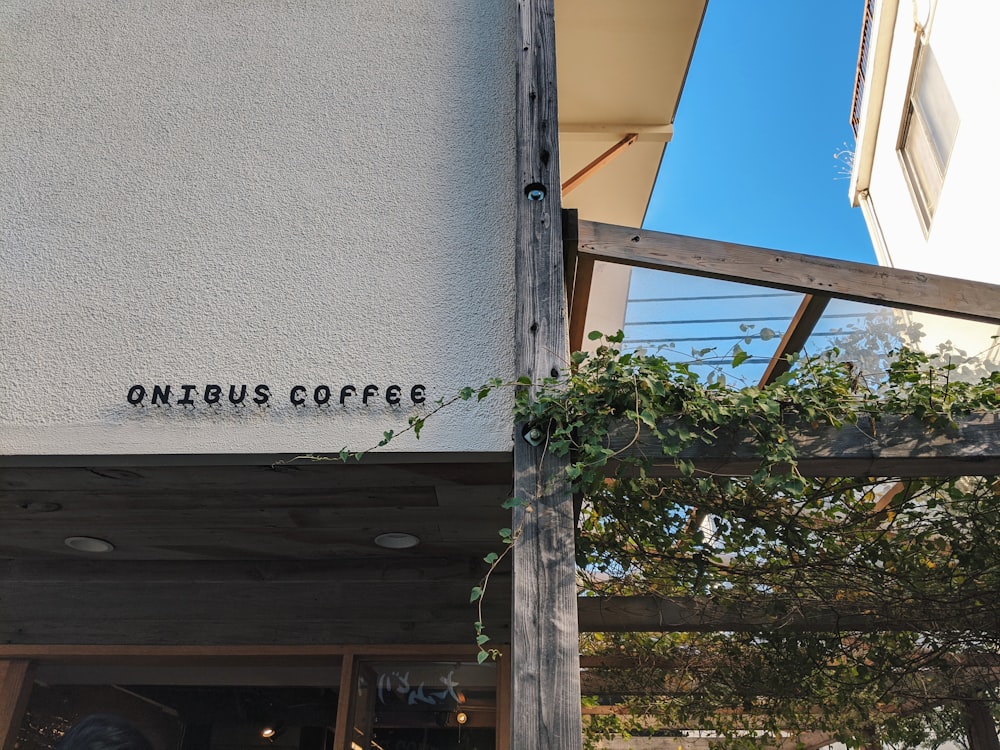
[
  {"x1": 758, "y1": 293, "x2": 831, "y2": 386},
  {"x1": 561, "y1": 133, "x2": 639, "y2": 196}
]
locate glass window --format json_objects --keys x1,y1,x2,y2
[
  {"x1": 348, "y1": 661, "x2": 497, "y2": 750},
  {"x1": 899, "y1": 44, "x2": 960, "y2": 232}
]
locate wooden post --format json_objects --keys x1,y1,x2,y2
[
  {"x1": 963, "y1": 699, "x2": 1000, "y2": 750},
  {"x1": 0, "y1": 660, "x2": 34, "y2": 750},
  {"x1": 514, "y1": 0, "x2": 582, "y2": 749}
]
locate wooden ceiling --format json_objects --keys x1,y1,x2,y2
[{"x1": 0, "y1": 458, "x2": 514, "y2": 646}]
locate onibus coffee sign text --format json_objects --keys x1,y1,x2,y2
[{"x1": 127, "y1": 383, "x2": 427, "y2": 408}]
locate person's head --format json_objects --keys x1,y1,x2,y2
[{"x1": 55, "y1": 714, "x2": 152, "y2": 750}]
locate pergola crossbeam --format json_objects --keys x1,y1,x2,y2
[
  {"x1": 605, "y1": 412, "x2": 1000, "y2": 478},
  {"x1": 578, "y1": 220, "x2": 1000, "y2": 325},
  {"x1": 577, "y1": 595, "x2": 1000, "y2": 633}
]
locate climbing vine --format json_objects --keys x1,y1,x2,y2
[
  {"x1": 508, "y1": 331, "x2": 1000, "y2": 749},
  {"x1": 308, "y1": 327, "x2": 1000, "y2": 747}
]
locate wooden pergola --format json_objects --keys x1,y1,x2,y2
[{"x1": 514, "y1": 3, "x2": 1000, "y2": 749}]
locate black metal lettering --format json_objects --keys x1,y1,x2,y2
[
  {"x1": 228, "y1": 384, "x2": 247, "y2": 405},
  {"x1": 314, "y1": 385, "x2": 331, "y2": 406},
  {"x1": 151, "y1": 384, "x2": 172, "y2": 406},
  {"x1": 362, "y1": 385, "x2": 379, "y2": 404},
  {"x1": 204, "y1": 384, "x2": 222, "y2": 405},
  {"x1": 385, "y1": 385, "x2": 401, "y2": 405},
  {"x1": 177, "y1": 384, "x2": 197, "y2": 406},
  {"x1": 253, "y1": 384, "x2": 271, "y2": 405},
  {"x1": 290, "y1": 386, "x2": 306, "y2": 406},
  {"x1": 410, "y1": 385, "x2": 426, "y2": 404},
  {"x1": 339, "y1": 385, "x2": 356, "y2": 405},
  {"x1": 127, "y1": 385, "x2": 146, "y2": 405}
]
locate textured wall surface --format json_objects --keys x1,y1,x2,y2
[{"x1": 1, "y1": 0, "x2": 517, "y2": 455}]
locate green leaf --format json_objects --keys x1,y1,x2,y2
[
  {"x1": 501, "y1": 497, "x2": 525, "y2": 509},
  {"x1": 732, "y1": 349, "x2": 750, "y2": 367},
  {"x1": 477, "y1": 650, "x2": 489, "y2": 664},
  {"x1": 459, "y1": 387, "x2": 474, "y2": 400},
  {"x1": 470, "y1": 586, "x2": 483, "y2": 603},
  {"x1": 760, "y1": 327, "x2": 776, "y2": 341},
  {"x1": 516, "y1": 376, "x2": 533, "y2": 385},
  {"x1": 638, "y1": 409, "x2": 658, "y2": 429},
  {"x1": 476, "y1": 634, "x2": 490, "y2": 645},
  {"x1": 483, "y1": 552, "x2": 499, "y2": 564},
  {"x1": 588, "y1": 330, "x2": 604, "y2": 341}
]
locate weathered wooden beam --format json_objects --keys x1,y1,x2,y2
[
  {"x1": 577, "y1": 220, "x2": 1000, "y2": 325},
  {"x1": 0, "y1": 558, "x2": 490, "y2": 583},
  {"x1": 514, "y1": 2, "x2": 582, "y2": 750},
  {"x1": 0, "y1": 618, "x2": 508, "y2": 647},
  {"x1": 577, "y1": 595, "x2": 1000, "y2": 633},
  {"x1": 0, "y1": 644, "x2": 476, "y2": 661},
  {"x1": 606, "y1": 413, "x2": 1000, "y2": 478},
  {"x1": 579, "y1": 653, "x2": 1000, "y2": 670},
  {"x1": 0, "y1": 561, "x2": 512, "y2": 646}
]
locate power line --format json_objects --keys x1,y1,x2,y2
[
  {"x1": 628, "y1": 292, "x2": 799, "y2": 303},
  {"x1": 626, "y1": 312, "x2": 865, "y2": 327}
]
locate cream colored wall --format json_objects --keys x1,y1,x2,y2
[
  {"x1": 854, "y1": 0, "x2": 1000, "y2": 362},
  {"x1": 555, "y1": 0, "x2": 706, "y2": 350},
  {"x1": 0, "y1": 1, "x2": 517, "y2": 455}
]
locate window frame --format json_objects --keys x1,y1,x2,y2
[{"x1": 897, "y1": 41, "x2": 960, "y2": 235}]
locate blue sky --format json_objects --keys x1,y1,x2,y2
[
  {"x1": 641, "y1": 0, "x2": 875, "y2": 263},
  {"x1": 625, "y1": 1, "x2": 878, "y2": 382}
]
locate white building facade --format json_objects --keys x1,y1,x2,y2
[
  {"x1": 849, "y1": 0, "x2": 1000, "y2": 362},
  {"x1": 1, "y1": 0, "x2": 519, "y2": 457}
]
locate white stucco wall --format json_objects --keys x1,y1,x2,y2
[
  {"x1": 860, "y1": 0, "x2": 1000, "y2": 279},
  {"x1": 0, "y1": 1, "x2": 518, "y2": 455},
  {"x1": 853, "y1": 0, "x2": 1000, "y2": 362}
]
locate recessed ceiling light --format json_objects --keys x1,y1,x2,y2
[
  {"x1": 64, "y1": 536, "x2": 115, "y2": 553},
  {"x1": 374, "y1": 532, "x2": 420, "y2": 549}
]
